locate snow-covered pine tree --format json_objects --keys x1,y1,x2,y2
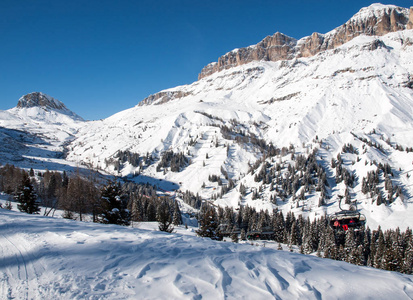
[
  {"x1": 231, "y1": 225, "x2": 239, "y2": 243},
  {"x1": 272, "y1": 211, "x2": 285, "y2": 243},
  {"x1": 196, "y1": 204, "x2": 222, "y2": 240},
  {"x1": 373, "y1": 228, "x2": 385, "y2": 269},
  {"x1": 323, "y1": 226, "x2": 337, "y2": 260},
  {"x1": 98, "y1": 182, "x2": 130, "y2": 226},
  {"x1": 15, "y1": 174, "x2": 40, "y2": 214}
]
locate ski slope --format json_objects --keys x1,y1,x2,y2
[{"x1": 0, "y1": 208, "x2": 412, "y2": 299}]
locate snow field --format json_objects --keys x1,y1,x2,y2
[{"x1": 1, "y1": 208, "x2": 413, "y2": 299}]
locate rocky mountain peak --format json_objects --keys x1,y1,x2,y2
[
  {"x1": 17, "y1": 92, "x2": 67, "y2": 110},
  {"x1": 15, "y1": 92, "x2": 84, "y2": 121},
  {"x1": 198, "y1": 4, "x2": 413, "y2": 80}
]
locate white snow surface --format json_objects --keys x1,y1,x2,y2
[{"x1": 0, "y1": 208, "x2": 412, "y2": 299}]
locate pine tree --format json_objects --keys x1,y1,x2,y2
[
  {"x1": 323, "y1": 226, "x2": 337, "y2": 260},
  {"x1": 15, "y1": 175, "x2": 40, "y2": 214},
  {"x1": 146, "y1": 202, "x2": 157, "y2": 221},
  {"x1": 362, "y1": 227, "x2": 371, "y2": 265},
  {"x1": 344, "y1": 228, "x2": 356, "y2": 263},
  {"x1": 157, "y1": 200, "x2": 174, "y2": 233},
  {"x1": 196, "y1": 205, "x2": 222, "y2": 240},
  {"x1": 273, "y1": 211, "x2": 285, "y2": 243},
  {"x1": 373, "y1": 228, "x2": 385, "y2": 269},
  {"x1": 98, "y1": 182, "x2": 130, "y2": 225},
  {"x1": 172, "y1": 201, "x2": 182, "y2": 226},
  {"x1": 240, "y1": 228, "x2": 246, "y2": 241},
  {"x1": 402, "y1": 234, "x2": 413, "y2": 274},
  {"x1": 231, "y1": 225, "x2": 239, "y2": 243},
  {"x1": 290, "y1": 222, "x2": 298, "y2": 245}
]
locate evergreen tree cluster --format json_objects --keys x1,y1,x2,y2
[
  {"x1": 384, "y1": 137, "x2": 413, "y2": 153},
  {"x1": 115, "y1": 150, "x2": 142, "y2": 167},
  {"x1": 105, "y1": 151, "x2": 153, "y2": 172},
  {"x1": 178, "y1": 190, "x2": 202, "y2": 209},
  {"x1": 332, "y1": 154, "x2": 355, "y2": 186},
  {"x1": 341, "y1": 143, "x2": 359, "y2": 154},
  {"x1": 356, "y1": 135, "x2": 385, "y2": 152},
  {"x1": 196, "y1": 203, "x2": 222, "y2": 240},
  {"x1": 214, "y1": 118, "x2": 279, "y2": 156},
  {"x1": 198, "y1": 203, "x2": 413, "y2": 275},
  {"x1": 361, "y1": 165, "x2": 401, "y2": 205},
  {"x1": 208, "y1": 174, "x2": 222, "y2": 185},
  {"x1": 123, "y1": 182, "x2": 182, "y2": 227},
  {"x1": 156, "y1": 151, "x2": 189, "y2": 173},
  {"x1": 248, "y1": 148, "x2": 328, "y2": 205}
]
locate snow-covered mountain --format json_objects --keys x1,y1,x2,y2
[
  {"x1": 1, "y1": 208, "x2": 412, "y2": 299},
  {"x1": 64, "y1": 5, "x2": 413, "y2": 229},
  {"x1": 0, "y1": 92, "x2": 84, "y2": 168},
  {"x1": 1, "y1": 4, "x2": 413, "y2": 230}
]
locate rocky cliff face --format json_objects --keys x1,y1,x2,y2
[{"x1": 198, "y1": 4, "x2": 413, "y2": 80}]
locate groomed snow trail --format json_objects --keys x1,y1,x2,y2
[{"x1": 0, "y1": 209, "x2": 413, "y2": 299}]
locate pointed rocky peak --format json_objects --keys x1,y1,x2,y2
[
  {"x1": 16, "y1": 92, "x2": 83, "y2": 121},
  {"x1": 17, "y1": 92, "x2": 67, "y2": 110}
]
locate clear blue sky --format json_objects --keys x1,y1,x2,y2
[{"x1": 1, "y1": 0, "x2": 411, "y2": 120}]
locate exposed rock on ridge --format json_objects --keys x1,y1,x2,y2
[
  {"x1": 138, "y1": 90, "x2": 192, "y2": 106},
  {"x1": 16, "y1": 92, "x2": 84, "y2": 120},
  {"x1": 198, "y1": 4, "x2": 413, "y2": 80},
  {"x1": 17, "y1": 92, "x2": 68, "y2": 110}
]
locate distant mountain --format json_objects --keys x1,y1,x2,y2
[
  {"x1": 14, "y1": 92, "x2": 84, "y2": 122},
  {"x1": 0, "y1": 92, "x2": 84, "y2": 166}
]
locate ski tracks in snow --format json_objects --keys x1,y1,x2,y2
[{"x1": 0, "y1": 231, "x2": 44, "y2": 299}]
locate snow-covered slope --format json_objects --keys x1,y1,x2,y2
[{"x1": 1, "y1": 209, "x2": 412, "y2": 299}]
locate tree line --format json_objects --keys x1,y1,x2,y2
[
  {"x1": 0, "y1": 164, "x2": 181, "y2": 232},
  {"x1": 196, "y1": 203, "x2": 413, "y2": 274}
]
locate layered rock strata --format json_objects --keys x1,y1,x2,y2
[{"x1": 198, "y1": 4, "x2": 413, "y2": 80}]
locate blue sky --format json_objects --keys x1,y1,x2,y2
[{"x1": 1, "y1": 0, "x2": 412, "y2": 120}]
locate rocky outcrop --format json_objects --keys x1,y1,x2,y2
[
  {"x1": 138, "y1": 90, "x2": 192, "y2": 106},
  {"x1": 16, "y1": 92, "x2": 83, "y2": 120},
  {"x1": 199, "y1": 4, "x2": 413, "y2": 80},
  {"x1": 17, "y1": 92, "x2": 67, "y2": 110}
]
